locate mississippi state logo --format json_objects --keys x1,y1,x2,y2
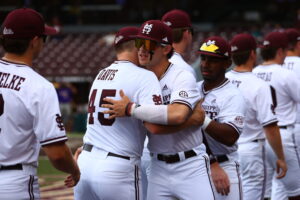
[
  {"x1": 56, "y1": 114, "x2": 65, "y2": 131},
  {"x1": 152, "y1": 94, "x2": 163, "y2": 105},
  {"x1": 142, "y1": 23, "x2": 153, "y2": 34},
  {"x1": 179, "y1": 91, "x2": 188, "y2": 98}
]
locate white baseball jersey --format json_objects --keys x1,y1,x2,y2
[
  {"x1": 0, "y1": 59, "x2": 67, "y2": 167},
  {"x1": 169, "y1": 52, "x2": 197, "y2": 79},
  {"x1": 226, "y1": 70, "x2": 278, "y2": 144},
  {"x1": 83, "y1": 60, "x2": 162, "y2": 157},
  {"x1": 253, "y1": 64, "x2": 300, "y2": 126},
  {"x1": 147, "y1": 63, "x2": 202, "y2": 153},
  {"x1": 283, "y1": 56, "x2": 300, "y2": 123},
  {"x1": 198, "y1": 79, "x2": 246, "y2": 155}
]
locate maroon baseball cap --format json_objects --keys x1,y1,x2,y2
[
  {"x1": 136, "y1": 20, "x2": 173, "y2": 44},
  {"x1": 198, "y1": 36, "x2": 231, "y2": 58},
  {"x1": 1, "y1": 8, "x2": 57, "y2": 39},
  {"x1": 285, "y1": 28, "x2": 300, "y2": 44},
  {"x1": 230, "y1": 33, "x2": 257, "y2": 53},
  {"x1": 162, "y1": 9, "x2": 192, "y2": 29},
  {"x1": 260, "y1": 31, "x2": 288, "y2": 49},
  {"x1": 114, "y1": 26, "x2": 139, "y2": 46}
]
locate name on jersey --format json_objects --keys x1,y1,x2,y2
[
  {"x1": 0, "y1": 72, "x2": 25, "y2": 91},
  {"x1": 230, "y1": 80, "x2": 241, "y2": 88},
  {"x1": 97, "y1": 69, "x2": 118, "y2": 81},
  {"x1": 202, "y1": 103, "x2": 220, "y2": 120},
  {"x1": 256, "y1": 72, "x2": 272, "y2": 82}
]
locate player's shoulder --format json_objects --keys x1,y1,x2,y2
[{"x1": 168, "y1": 62, "x2": 195, "y2": 79}]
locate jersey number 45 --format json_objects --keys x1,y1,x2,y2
[{"x1": 88, "y1": 89, "x2": 116, "y2": 126}]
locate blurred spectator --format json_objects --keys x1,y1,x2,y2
[{"x1": 55, "y1": 82, "x2": 77, "y2": 131}]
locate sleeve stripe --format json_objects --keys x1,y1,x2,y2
[
  {"x1": 262, "y1": 118, "x2": 278, "y2": 126},
  {"x1": 226, "y1": 122, "x2": 242, "y2": 135},
  {"x1": 40, "y1": 136, "x2": 68, "y2": 146},
  {"x1": 171, "y1": 99, "x2": 193, "y2": 110}
]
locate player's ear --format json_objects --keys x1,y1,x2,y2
[{"x1": 163, "y1": 44, "x2": 172, "y2": 56}]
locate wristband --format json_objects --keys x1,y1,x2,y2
[
  {"x1": 209, "y1": 155, "x2": 217, "y2": 164},
  {"x1": 202, "y1": 116, "x2": 212, "y2": 130},
  {"x1": 125, "y1": 102, "x2": 134, "y2": 116}
]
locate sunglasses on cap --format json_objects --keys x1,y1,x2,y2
[{"x1": 135, "y1": 38, "x2": 166, "y2": 52}]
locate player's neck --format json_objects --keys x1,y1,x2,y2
[
  {"x1": 233, "y1": 64, "x2": 252, "y2": 72},
  {"x1": 2, "y1": 53, "x2": 32, "y2": 66},
  {"x1": 261, "y1": 60, "x2": 280, "y2": 66},
  {"x1": 152, "y1": 59, "x2": 171, "y2": 80},
  {"x1": 173, "y1": 42, "x2": 186, "y2": 56},
  {"x1": 204, "y1": 76, "x2": 227, "y2": 91},
  {"x1": 286, "y1": 50, "x2": 298, "y2": 57}
]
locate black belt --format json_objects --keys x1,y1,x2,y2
[
  {"x1": 83, "y1": 144, "x2": 130, "y2": 160},
  {"x1": 215, "y1": 155, "x2": 229, "y2": 163},
  {"x1": 0, "y1": 164, "x2": 23, "y2": 170},
  {"x1": 279, "y1": 126, "x2": 287, "y2": 129},
  {"x1": 156, "y1": 150, "x2": 197, "y2": 164}
]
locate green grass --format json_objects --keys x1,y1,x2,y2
[{"x1": 38, "y1": 157, "x2": 65, "y2": 176}]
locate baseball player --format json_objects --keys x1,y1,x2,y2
[
  {"x1": 253, "y1": 31, "x2": 300, "y2": 200},
  {"x1": 103, "y1": 20, "x2": 215, "y2": 200},
  {"x1": 137, "y1": 10, "x2": 198, "y2": 199},
  {"x1": 162, "y1": 9, "x2": 197, "y2": 78},
  {"x1": 0, "y1": 8, "x2": 80, "y2": 200},
  {"x1": 197, "y1": 36, "x2": 246, "y2": 200},
  {"x1": 226, "y1": 33, "x2": 287, "y2": 200},
  {"x1": 73, "y1": 26, "x2": 164, "y2": 200},
  {"x1": 282, "y1": 28, "x2": 300, "y2": 151}
]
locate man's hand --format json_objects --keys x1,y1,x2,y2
[
  {"x1": 101, "y1": 90, "x2": 131, "y2": 119},
  {"x1": 64, "y1": 171, "x2": 80, "y2": 187},
  {"x1": 276, "y1": 159, "x2": 287, "y2": 179},
  {"x1": 211, "y1": 162, "x2": 230, "y2": 195},
  {"x1": 189, "y1": 99, "x2": 205, "y2": 126}
]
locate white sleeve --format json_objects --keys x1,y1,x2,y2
[
  {"x1": 33, "y1": 83, "x2": 67, "y2": 146},
  {"x1": 256, "y1": 84, "x2": 278, "y2": 126},
  {"x1": 170, "y1": 71, "x2": 200, "y2": 110},
  {"x1": 216, "y1": 92, "x2": 246, "y2": 135}
]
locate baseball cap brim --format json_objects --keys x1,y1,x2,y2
[
  {"x1": 44, "y1": 25, "x2": 57, "y2": 36},
  {"x1": 197, "y1": 50, "x2": 228, "y2": 58},
  {"x1": 135, "y1": 35, "x2": 161, "y2": 43}
]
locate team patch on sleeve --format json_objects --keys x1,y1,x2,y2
[
  {"x1": 55, "y1": 114, "x2": 65, "y2": 131},
  {"x1": 234, "y1": 116, "x2": 244, "y2": 126}
]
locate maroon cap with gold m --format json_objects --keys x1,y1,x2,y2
[
  {"x1": 136, "y1": 20, "x2": 173, "y2": 45},
  {"x1": 1, "y1": 8, "x2": 57, "y2": 39},
  {"x1": 198, "y1": 36, "x2": 231, "y2": 58}
]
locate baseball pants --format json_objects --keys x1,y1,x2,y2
[
  {"x1": 147, "y1": 147, "x2": 214, "y2": 200},
  {"x1": 141, "y1": 146, "x2": 151, "y2": 200},
  {"x1": 238, "y1": 139, "x2": 266, "y2": 200},
  {"x1": 213, "y1": 152, "x2": 243, "y2": 200},
  {"x1": 264, "y1": 126, "x2": 300, "y2": 199},
  {"x1": 0, "y1": 164, "x2": 39, "y2": 200},
  {"x1": 74, "y1": 146, "x2": 142, "y2": 200}
]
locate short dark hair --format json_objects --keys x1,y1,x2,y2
[
  {"x1": 232, "y1": 50, "x2": 252, "y2": 65},
  {"x1": 172, "y1": 28, "x2": 185, "y2": 43},
  {"x1": 0, "y1": 37, "x2": 31, "y2": 55},
  {"x1": 287, "y1": 40, "x2": 298, "y2": 51},
  {"x1": 260, "y1": 47, "x2": 277, "y2": 61},
  {"x1": 114, "y1": 40, "x2": 135, "y2": 54}
]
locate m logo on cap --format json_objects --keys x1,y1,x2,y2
[
  {"x1": 231, "y1": 46, "x2": 238, "y2": 52},
  {"x1": 200, "y1": 40, "x2": 219, "y2": 53},
  {"x1": 142, "y1": 23, "x2": 153, "y2": 35},
  {"x1": 114, "y1": 35, "x2": 124, "y2": 44}
]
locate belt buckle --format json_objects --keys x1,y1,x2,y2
[{"x1": 165, "y1": 154, "x2": 179, "y2": 164}]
